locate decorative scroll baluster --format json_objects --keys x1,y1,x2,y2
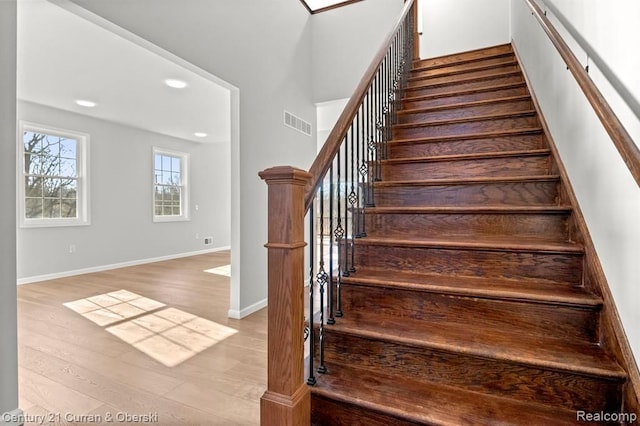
[
  {"x1": 316, "y1": 183, "x2": 327, "y2": 374},
  {"x1": 354, "y1": 109, "x2": 361, "y2": 239},
  {"x1": 342, "y1": 130, "x2": 351, "y2": 277},
  {"x1": 367, "y1": 86, "x2": 376, "y2": 207},
  {"x1": 335, "y1": 149, "x2": 344, "y2": 317},
  {"x1": 376, "y1": 69, "x2": 383, "y2": 182},
  {"x1": 358, "y1": 106, "x2": 368, "y2": 237},
  {"x1": 348, "y1": 121, "x2": 357, "y2": 274},
  {"x1": 327, "y1": 163, "x2": 336, "y2": 325}
]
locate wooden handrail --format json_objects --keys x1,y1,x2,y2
[
  {"x1": 524, "y1": 0, "x2": 640, "y2": 187},
  {"x1": 304, "y1": 0, "x2": 417, "y2": 211}
]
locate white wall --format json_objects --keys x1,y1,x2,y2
[
  {"x1": 66, "y1": 0, "x2": 318, "y2": 318},
  {"x1": 17, "y1": 101, "x2": 230, "y2": 281},
  {"x1": 316, "y1": 98, "x2": 349, "y2": 151},
  {"x1": 0, "y1": 0, "x2": 19, "y2": 422},
  {"x1": 311, "y1": 0, "x2": 404, "y2": 102},
  {"x1": 420, "y1": 0, "x2": 510, "y2": 59},
  {"x1": 510, "y1": 0, "x2": 640, "y2": 360}
]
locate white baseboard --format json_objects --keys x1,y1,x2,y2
[
  {"x1": 17, "y1": 246, "x2": 231, "y2": 285},
  {"x1": 1, "y1": 408, "x2": 24, "y2": 426},
  {"x1": 228, "y1": 298, "x2": 267, "y2": 319}
]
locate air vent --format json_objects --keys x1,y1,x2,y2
[{"x1": 284, "y1": 111, "x2": 312, "y2": 136}]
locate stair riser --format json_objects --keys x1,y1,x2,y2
[
  {"x1": 413, "y1": 45, "x2": 513, "y2": 70},
  {"x1": 353, "y1": 244, "x2": 583, "y2": 284},
  {"x1": 403, "y1": 85, "x2": 529, "y2": 110},
  {"x1": 410, "y1": 56, "x2": 517, "y2": 80},
  {"x1": 393, "y1": 115, "x2": 539, "y2": 139},
  {"x1": 407, "y1": 65, "x2": 521, "y2": 89},
  {"x1": 397, "y1": 99, "x2": 533, "y2": 124},
  {"x1": 374, "y1": 180, "x2": 560, "y2": 207},
  {"x1": 364, "y1": 211, "x2": 569, "y2": 241},
  {"x1": 388, "y1": 134, "x2": 544, "y2": 157},
  {"x1": 339, "y1": 284, "x2": 598, "y2": 342},
  {"x1": 406, "y1": 74, "x2": 524, "y2": 98},
  {"x1": 320, "y1": 330, "x2": 623, "y2": 412},
  {"x1": 381, "y1": 155, "x2": 551, "y2": 180},
  {"x1": 311, "y1": 395, "x2": 415, "y2": 426}
]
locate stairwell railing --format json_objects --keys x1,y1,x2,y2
[
  {"x1": 258, "y1": 0, "x2": 418, "y2": 424},
  {"x1": 525, "y1": 0, "x2": 640, "y2": 187}
]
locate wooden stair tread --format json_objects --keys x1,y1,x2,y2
[
  {"x1": 374, "y1": 174, "x2": 560, "y2": 187},
  {"x1": 342, "y1": 268, "x2": 600, "y2": 307},
  {"x1": 405, "y1": 70, "x2": 522, "y2": 91},
  {"x1": 393, "y1": 109, "x2": 537, "y2": 129},
  {"x1": 389, "y1": 127, "x2": 543, "y2": 145},
  {"x1": 364, "y1": 205, "x2": 571, "y2": 214},
  {"x1": 402, "y1": 81, "x2": 527, "y2": 103},
  {"x1": 382, "y1": 149, "x2": 551, "y2": 165},
  {"x1": 412, "y1": 44, "x2": 514, "y2": 71},
  {"x1": 398, "y1": 94, "x2": 531, "y2": 116},
  {"x1": 411, "y1": 51, "x2": 515, "y2": 74},
  {"x1": 312, "y1": 363, "x2": 580, "y2": 425},
  {"x1": 355, "y1": 235, "x2": 583, "y2": 253},
  {"x1": 409, "y1": 59, "x2": 519, "y2": 82},
  {"x1": 328, "y1": 318, "x2": 626, "y2": 380}
]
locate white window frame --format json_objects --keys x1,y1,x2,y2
[
  {"x1": 18, "y1": 121, "x2": 90, "y2": 228},
  {"x1": 152, "y1": 147, "x2": 190, "y2": 223}
]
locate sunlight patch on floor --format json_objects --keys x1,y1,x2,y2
[
  {"x1": 204, "y1": 264, "x2": 231, "y2": 277},
  {"x1": 64, "y1": 289, "x2": 166, "y2": 326},
  {"x1": 64, "y1": 290, "x2": 238, "y2": 367}
]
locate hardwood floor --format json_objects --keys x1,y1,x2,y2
[{"x1": 17, "y1": 251, "x2": 266, "y2": 425}]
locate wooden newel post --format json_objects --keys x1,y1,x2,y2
[{"x1": 258, "y1": 166, "x2": 312, "y2": 426}]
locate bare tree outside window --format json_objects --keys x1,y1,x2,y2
[
  {"x1": 23, "y1": 131, "x2": 78, "y2": 219},
  {"x1": 154, "y1": 153, "x2": 182, "y2": 216},
  {"x1": 152, "y1": 147, "x2": 188, "y2": 222}
]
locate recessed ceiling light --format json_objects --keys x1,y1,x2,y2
[
  {"x1": 75, "y1": 100, "x2": 96, "y2": 108},
  {"x1": 165, "y1": 79, "x2": 188, "y2": 89},
  {"x1": 194, "y1": 132, "x2": 208, "y2": 138}
]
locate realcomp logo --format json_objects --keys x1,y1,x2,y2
[{"x1": 576, "y1": 410, "x2": 637, "y2": 423}]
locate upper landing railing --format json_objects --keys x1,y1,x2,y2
[
  {"x1": 525, "y1": 0, "x2": 640, "y2": 187},
  {"x1": 258, "y1": 1, "x2": 418, "y2": 424}
]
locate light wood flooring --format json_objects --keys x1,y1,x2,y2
[{"x1": 18, "y1": 251, "x2": 266, "y2": 425}]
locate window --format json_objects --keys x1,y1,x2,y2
[
  {"x1": 153, "y1": 147, "x2": 189, "y2": 222},
  {"x1": 19, "y1": 122, "x2": 90, "y2": 227}
]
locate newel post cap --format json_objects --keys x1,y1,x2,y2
[{"x1": 259, "y1": 166, "x2": 312, "y2": 186}]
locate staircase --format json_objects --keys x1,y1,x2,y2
[{"x1": 309, "y1": 44, "x2": 628, "y2": 424}]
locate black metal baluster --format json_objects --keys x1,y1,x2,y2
[
  {"x1": 335, "y1": 148, "x2": 344, "y2": 317},
  {"x1": 348, "y1": 121, "x2": 357, "y2": 274},
  {"x1": 307, "y1": 205, "x2": 316, "y2": 386},
  {"x1": 358, "y1": 105, "x2": 367, "y2": 237},
  {"x1": 385, "y1": 51, "x2": 392, "y2": 160},
  {"x1": 343, "y1": 128, "x2": 351, "y2": 277},
  {"x1": 354, "y1": 110, "x2": 361, "y2": 239},
  {"x1": 375, "y1": 66, "x2": 384, "y2": 180},
  {"x1": 366, "y1": 86, "x2": 375, "y2": 207},
  {"x1": 366, "y1": 86, "x2": 373, "y2": 206},
  {"x1": 316, "y1": 183, "x2": 327, "y2": 374},
  {"x1": 327, "y1": 163, "x2": 335, "y2": 325}
]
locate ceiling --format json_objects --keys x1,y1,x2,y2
[{"x1": 17, "y1": 0, "x2": 231, "y2": 144}]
